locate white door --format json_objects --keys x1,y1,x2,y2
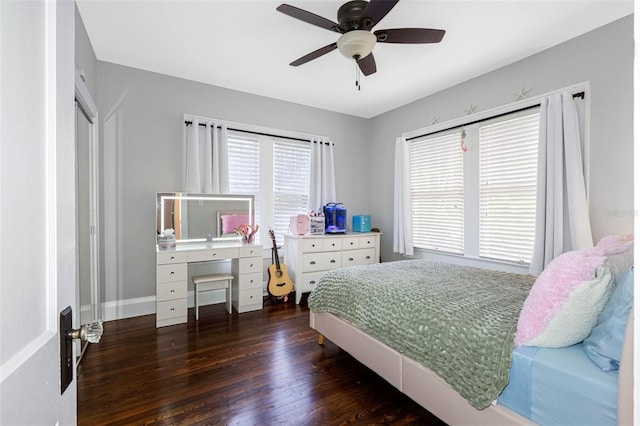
[{"x1": 0, "y1": 1, "x2": 77, "y2": 424}]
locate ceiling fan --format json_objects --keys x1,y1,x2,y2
[{"x1": 276, "y1": 0, "x2": 445, "y2": 78}]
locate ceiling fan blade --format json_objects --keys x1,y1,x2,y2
[
  {"x1": 360, "y1": 0, "x2": 399, "y2": 30},
  {"x1": 277, "y1": 4, "x2": 344, "y2": 33},
  {"x1": 375, "y1": 28, "x2": 446, "y2": 44},
  {"x1": 357, "y1": 53, "x2": 377, "y2": 76},
  {"x1": 290, "y1": 43, "x2": 338, "y2": 66}
]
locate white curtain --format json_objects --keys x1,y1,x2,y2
[
  {"x1": 309, "y1": 138, "x2": 336, "y2": 212},
  {"x1": 184, "y1": 120, "x2": 229, "y2": 193},
  {"x1": 393, "y1": 136, "x2": 414, "y2": 255},
  {"x1": 185, "y1": 119, "x2": 201, "y2": 192},
  {"x1": 529, "y1": 92, "x2": 593, "y2": 275}
]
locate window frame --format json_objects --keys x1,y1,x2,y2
[
  {"x1": 183, "y1": 115, "x2": 319, "y2": 254},
  {"x1": 228, "y1": 132, "x2": 311, "y2": 249},
  {"x1": 400, "y1": 82, "x2": 589, "y2": 272}
]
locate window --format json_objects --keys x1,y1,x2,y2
[
  {"x1": 227, "y1": 133, "x2": 261, "y2": 232},
  {"x1": 409, "y1": 132, "x2": 464, "y2": 254},
  {"x1": 227, "y1": 130, "x2": 311, "y2": 247},
  {"x1": 408, "y1": 109, "x2": 540, "y2": 264},
  {"x1": 479, "y1": 113, "x2": 539, "y2": 263},
  {"x1": 273, "y1": 140, "x2": 310, "y2": 242}
]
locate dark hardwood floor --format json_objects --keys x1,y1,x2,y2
[{"x1": 77, "y1": 296, "x2": 446, "y2": 425}]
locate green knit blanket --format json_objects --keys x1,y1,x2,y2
[{"x1": 308, "y1": 260, "x2": 535, "y2": 409}]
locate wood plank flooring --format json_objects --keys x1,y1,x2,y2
[{"x1": 77, "y1": 297, "x2": 446, "y2": 425}]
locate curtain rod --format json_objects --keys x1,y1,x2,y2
[
  {"x1": 406, "y1": 91, "x2": 585, "y2": 142},
  {"x1": 184, "y1": 120, "x2": 330, "y2": 144}
]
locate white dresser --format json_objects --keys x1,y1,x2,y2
[
  {"x1": 284, "y1": 233, "x2": 381, "y2": 304},
  {"x1": 156, "y1": 242, "x2": 264, "y2": 327}
]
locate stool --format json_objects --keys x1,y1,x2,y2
[{"x1": 192, "y1": 273, "x2": 234, "y2": 319}]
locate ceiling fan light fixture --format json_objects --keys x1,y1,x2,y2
[{"x1": 337, "y1": 30, "x2": 376, "y2": 60}]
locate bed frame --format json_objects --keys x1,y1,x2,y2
[{"x1": 310, "y1": 309, "x2": 634, "y2": 425}]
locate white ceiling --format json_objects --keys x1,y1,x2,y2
[{"x1": 76, "y1": 0, "x2": 633, "y2": 119}]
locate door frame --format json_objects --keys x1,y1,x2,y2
[{"x1": 75, "y1": 68, "x2": 100, "y2": 325}]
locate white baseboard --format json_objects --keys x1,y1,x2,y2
[
  {"x1": 101, "y1": 296, "x2": 156, "y2": 322},
  {"x1": 100, "y1": 287, "x2": 267, "y2": 322}
]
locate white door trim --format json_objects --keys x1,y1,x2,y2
[{"x1": 75, "y1": 71, "x2": 101, "y2": 323}]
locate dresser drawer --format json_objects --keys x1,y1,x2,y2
[
  {"x1": 321, "y1": 238, "x2": 342, "y2": 251},
  {"x1": 299, "y1": 271, "x2": 326, "y2": 293},
  {"x1": 302, "y1": 252, "x2": 341, "y2": 272},
  {"x1": 359, "y1": 235, "x2": 377, "y2": 248},
  {"x1": 238, "y1": 272, "x2": 262, "y2": 290},
  {"x1": 156, "y1": 298, "x2": 187, "y2": 321},
  {"x1": 238, "y1": 287, "x2": 262, "y2": 307},
  {"x1": 157, "y1": 251, "x2": 188, "y2": 264},
  {"x1": 239, "y1": 246, "x2": 262, "y2": 258},
  {"x1": 342, "y1": 237, "x2": 361, "y2": 250},
  {"x1": 157, "y1": 263, "x2": 187, "y2": 283},
  {"x1": 342, "y1": 248, "x2": 376, "y2": 267},
  {"x1": 302, "y1": 238, "x2": 324, "y2": 253},
  {"x1": 188, "y1": 247, "x2": 239, "y2": 262},
  {"x1": 157, "y1": 281, "x2": 187, "y2": 302},
  {"x1": 239, "y1": 256, "x2": 262, "y2": 274}
]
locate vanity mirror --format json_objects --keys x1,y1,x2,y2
[{"x1": 156, "y1": 192, "x2": 255, "y2": 243}]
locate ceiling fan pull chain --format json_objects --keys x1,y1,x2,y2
[{"x1": 355, "y1": 62, "x2": 361, "y2": 91}]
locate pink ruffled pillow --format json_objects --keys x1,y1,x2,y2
[{"x1": 514, "y1": 240, "x2": 631, "y2": 348}]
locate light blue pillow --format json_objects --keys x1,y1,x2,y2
[{"x1": 583, "y1": 266, "x2": 633, "y2": 371}]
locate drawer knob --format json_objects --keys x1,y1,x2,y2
[
  {"x1": 348, "y1": 257, "x2": 354, "y2": 261},
  {"x1": 250, "y1": 250, "x2": 255, "y2": 254},
  {"x1": 170, "y1": 256, "x2": 175, "y2": 260},
  {"x1": 310, "y1": 280, "x2": 316, "y2": 285},
  {"x1": 250, "y1": 263, "x2": 254, "y2": 268},
  {"x1": 310, "y1": 261, "x2": 316, "y2": 265},
  {"x1": 331, "y1": 243, "x2": 336, "y2": 246},
  {"x1": 212, "y1": 253, "x2": 217, "y2": 257},
  {"x1": 170, "y1": 308, "x2": 175, "y2": 312},
  {"x1": 170, "y1": 271, "x2": 174, "y2": 276},
  {"x1": 366, "y1": 256, "x2": 371, "y2": 259},
  {"x1": 249, "y1": 295, "x2": 254, "y2": 300},
  {"x1": 330, "y1": 259, "x2": 336, "y2": 263},
  {"x1": 170, "y1": 289, "x2": 175, "y2": 294},
  {"x1": 312, "y1": 244, "x2": 316, "y2": 247},
  {"x1": 250, "y1": 279, "x2": 254, "y2": 283},
  {"x1": 350, "y1": 242, "x2": 354, "y2": 245}
]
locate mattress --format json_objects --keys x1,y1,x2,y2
[{"x1": 498, "y1": 343, "x2": 618, "y2": 426}]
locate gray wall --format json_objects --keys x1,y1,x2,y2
[
  {"x1": 368, "y1": 15, "x2": 634, "y2": 264},
  {"x1": 74, "y1": 4, "x2": 97, "y2": 102},
  {"x1": 95, "y1": 15, "x2": 633, "y2": 319},
  {"x1": 97, "y1": 63, "x2": 369, "y2": 312}
]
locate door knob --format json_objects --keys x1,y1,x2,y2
[
  {"x1": 60, "y1": 306, "x2": 103, "y2": 394},
  {"x1": 67, "y1": 321, "x2": 103, "y2": 344}
]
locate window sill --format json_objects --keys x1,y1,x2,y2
[{"x1": 412, "y1": 248, "x2": 531, "y2": 275}]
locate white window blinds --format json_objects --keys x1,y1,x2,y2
[
  {"x1": 409, "y1": 132, "x2": 464, "y2": 254},
  {"x1": 478, "y1": 112, "x2": 539, "y2": 263},
  {"x1": 273, "y1": 139, "x2": 311, "y2": 245},
  {"x1": 227, "y1": 132, "x2": 261, "y2": 241},
  {"x1": 227, "y1": 131, "x2": 311, "y2": 247}
]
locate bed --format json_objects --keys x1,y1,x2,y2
[{"x1": 308, "y1": 238, "x2": 633, "y2": 425}]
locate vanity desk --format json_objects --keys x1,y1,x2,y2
[
  {"x1": 156, "y1": 242, "x2": 263, "y2": 328},
  {"x1": 156, "y1": 192, "x2": 260, "y2": 328}
]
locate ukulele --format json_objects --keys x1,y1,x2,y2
[{"x1": 267, "y1": 229, "x2": 294, "y2": 299}]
